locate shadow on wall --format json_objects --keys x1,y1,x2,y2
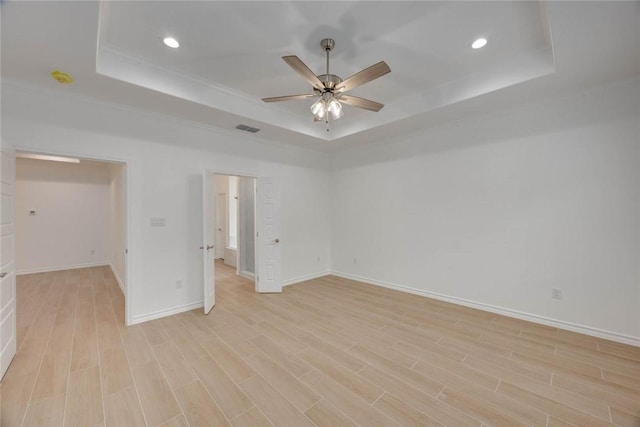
[
  {"x1": 2, "y1": 83, "x2": 329, "y2": 170},
  {"x1": 332, "y1": 76, "x2": 640, "y2": 170}
]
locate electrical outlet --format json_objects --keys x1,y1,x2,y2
[
  {"x1": 176, "y1": 280, "x2": 183, "y2": 289},
  {"x1": 552, "y1": 288, "x2": 562, "y2": 300},
  {"x1": 353, "y1": 258, "x2": 357, "y2": 264}
]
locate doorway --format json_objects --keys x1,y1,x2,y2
[
  {"x1": 213, "y1": 174, "x2": 256, "y2": 289},
  {"x1": 202, "y1": 172, "x2": 282, "y2": 314},
  {"x1": 14, "y1": 151, "x2": 129, "y2": 324}
]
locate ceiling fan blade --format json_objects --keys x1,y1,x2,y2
[
  {"x1": 282, "y1": 55, "x2": 325, "y2": 90},
  {"x1": 335, "y1": 61, "x2": 391, "y2": 93},
  {"x1": 262, "y1": 94, "x2": 316, "y2": 103},
  {"x1": 339, "y1": 95, "x2": 384, "y2": 112}
]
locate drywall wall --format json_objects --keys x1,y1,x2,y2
[
  {"x1": 214, "y1": 174, "x2": 229, "y2": 194},
  {"x1": 2, "y1": 82, "x2": 331, "y2": 324},
  {"x1": 16, "y1": 158, "x2": 111, "y2": 273},
  {"x1": 109, "y1": 163, "x2": 127, "y2": 290},
  {"x1": 331, "y1": 77, "x2": 640, "y2": 343}
]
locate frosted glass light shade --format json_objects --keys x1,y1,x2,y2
[
  {"x1": 310, "y1": 99, "x2": 326, "y2": 119},
  {"x1": 328, "y1": 99, "x2": 343, "y2": 120}
]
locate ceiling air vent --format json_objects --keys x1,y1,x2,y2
[{"x1": 235, "y1": 124, "x2": 260, "y2": 133}]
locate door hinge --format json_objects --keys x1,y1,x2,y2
[
  {"x1": 256, "y1": 232, "x2": 259, "y2": 237},
  {"x1": 125, "y1": 249, "x2": 128, "y2": 254}
]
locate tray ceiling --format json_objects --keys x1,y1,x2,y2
[
  {"x1": 2, "y1": 1, "x2": 638, "y2": 151},
  {"x1": 96, "y1": 1, "x2": 554, "y2": 141}
]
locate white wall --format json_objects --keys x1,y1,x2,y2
[
  {"x1": 109, "y1": 163, "x2": 127, "y2": 290},
  {"x1": 16, "y1": 158, "x2": 111, "y2": 273},
  {"x1": 331, "y1": 77, "x2": 640, "y2": 343},
  {"x1": 2, "y1": 82, "x2": 331, "y2": 324},
  {"x1": 214, "y1": 174, "x2": 229, "y2": 194}
]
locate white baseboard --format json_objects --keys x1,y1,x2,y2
[
  {"x1": 17, "y1": 261, "x2": 110, "y2": 275},
  {"x1": 129, "y1": 270, "x2": 329, "y2": 325},
  {"x1": 130, "y1": 301, "x2": 203, "y2": 325},
  {"x1": 331, "y1": 271, "x2": 640, "y2": 347},
  {"x1": 109, "y1": 264, "x2": 126, "y2": 295},
  {"x1": 283, "y1": 270, "x2": 331, "y2": 287}
]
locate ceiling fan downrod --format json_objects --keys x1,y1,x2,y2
[
  {"x1": 321, "y1": 38, "x2": 336, "y2": 131},
  {"x1": 319, "y1": 38, "x2": 341, "y2": 92},
  {"x1": 322, "y1": 38, "x2": 334, "y2": 76}
]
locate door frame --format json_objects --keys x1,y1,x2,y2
[
  {"x1": 207, "y1": 169, "x2": 258, "y2": 292},
  {"x1": 13, "y1": 149, "x2": 132, "y2": 325}
]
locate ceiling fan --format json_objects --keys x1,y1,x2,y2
[{"x1": 262, "y1": 38, "x2": 391, "y2": 130}]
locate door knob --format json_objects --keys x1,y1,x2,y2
[
  {"x1": 0, "y1": 272, "x2": 6, "y2": 278},
  {"x1": 274, "y1": 238, "x2": 280, "y2": 244},
  {"x1": 206, "y1": 245, "x2": 214, "y2": 250}
]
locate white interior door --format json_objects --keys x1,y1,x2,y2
[
  {"x1": 0, "y1": 143, "x2": 16, "y2": 380},
  {"x1": 214, "y1": 193, "x2": 227, "y2": 259},
  {"x1": 202, "y1": 172, "x2": 216, "y2": 314},
  {"x1": 256, "y1": 177, "x2": 282, "y2": 293}
]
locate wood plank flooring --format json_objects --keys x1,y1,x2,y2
[{"x1": 1, "y1": 262, "x2": 639, "y2": 426}]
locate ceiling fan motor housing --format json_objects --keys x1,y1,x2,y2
[{"x1": 318, "y1": 74, "x2": 342, "y2": 90}]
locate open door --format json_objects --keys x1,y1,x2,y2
[
  {"x1": 0, "y1": 143, "x2": 16, "y2": 380},
  {"x1": 202, "y1": 172, "x2": 216, "y2": 314},
  {"x1": 256, "y1": 177, "x2": 282, "y2": 293}
]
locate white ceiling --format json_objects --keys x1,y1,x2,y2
[{"x1": 1, "y1": 1, "x2": 639, "y2": 152}]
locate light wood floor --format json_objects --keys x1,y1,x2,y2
[{"x1": 2, "y1": 263, "x2": 639, "y2": 427}]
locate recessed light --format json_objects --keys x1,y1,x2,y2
[
  {"x1": 472, "y1": 38, "x2": 487, "y2": 49},
  {"x1": 163, "y1": 37, "x2": 180, "y2": 48}
]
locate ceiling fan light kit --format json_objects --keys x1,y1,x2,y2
[
  {"x1": 262, "y1": 38, "x2": 390, "y2": 132},
  {"x1": 311, "y1": 91, "x2": 343, "y2": 121}
]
